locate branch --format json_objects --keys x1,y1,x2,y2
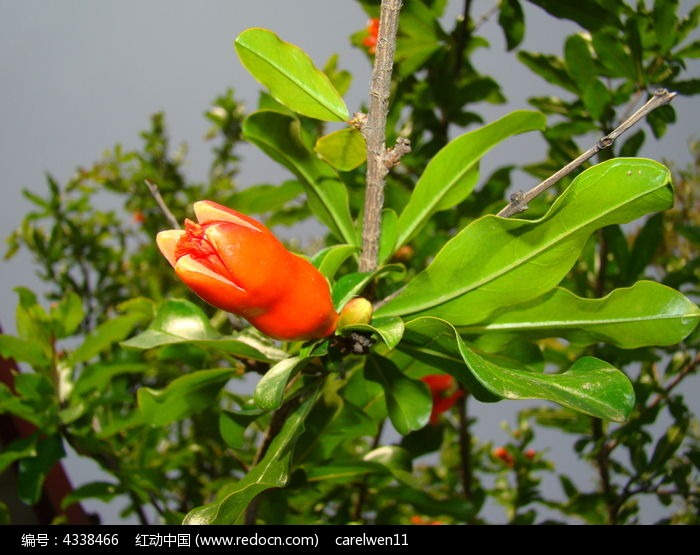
[
  {"x1": 144, "y1": 179, "x2": 181, "y2": 229},
  {"x1": 497, "y1": 89, "x2": 677, "y2": 218},
  {"x1": 359, "y1": 0, "x2": 407, "y2": 273}
]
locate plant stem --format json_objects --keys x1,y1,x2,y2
[
  {"x1": 497, "y1": 89, "x2": 677, "y2": 218},
  {"x1": 457, "y1": 389, "x2": 473, "y2": 500},
  {"x1": 359, "y1": 0, "x2": 403, "y2": 273},
  {"x1": 145, "y1": 179, "x2": 181, "y2": 229},
  {"x1": 352, "y1": 420, "x2": 384, "y2": 522},
  {"x1": 591, "y1": 417, "x2": 616, "y2": 524}
]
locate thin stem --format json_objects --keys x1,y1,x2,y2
[
  {"x1": 591, "y1": 417, "x2": 616, "y2": 524},
  {"x1": 359, "y1": 0, "x2": 404, "y2": 273},
  {"x1": 352, "y1": 420, "x2": 385, "y2": 522},
  {"x1": 144, "y1": 179, "x2": 180, "y2": 229},
  {"x1": 497, "y1": 89, "x2": 677, "y2": 218},
  {"x1": 457, "y1": 388, "x2": 473, "y2": 501}
]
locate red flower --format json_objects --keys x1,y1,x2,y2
[
  {"x1": 421, "y1": 374, "x2": 464, "y2": 425},
  {"x1": 362, "y1": 17, "x2": 380, "y2": 54},
  {"x1": 492, "y1": 446, "x2": 515, "y2": 467},
  {"x1": 156, "y1": 201, "x2": 338, "y2": 341}
]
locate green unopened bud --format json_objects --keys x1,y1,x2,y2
[{"x1": 337, "y1": 297, "x2": 373, "y2": 329}]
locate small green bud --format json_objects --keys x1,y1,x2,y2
[{"x1": 337, "y1": 297, "x2": 373, "y2": 329}]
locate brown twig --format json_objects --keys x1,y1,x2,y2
[
  {"x1": 497, "y1": 89, "x2": 677, "y2": 218},
  {"x1": 359, "y1": 0, "x2": 407, "y2": 272},
  {"x1": 144, "y1": 179, "x2": 181, "y2": 229}
]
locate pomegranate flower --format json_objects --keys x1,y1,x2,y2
[
  {"x1": 421, "y1": 374, "x2": 464, "y2": 425},
  {"x1": 156, "y1": 201, "x2": 338, "y2": 341},
  {"x1": 362, "y1": 17, "x2": 380, "y2": 54}
]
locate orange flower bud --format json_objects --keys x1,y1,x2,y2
[
  {"x1": 492, "y1": 446, "x2": 515, "y2": 467},
  {"x1": 421, "y1": 374, "x2": 464, "y2": 425},
  {"x1": 156, "y1": 201, "x2": 338, "y2": 341},
  {"x1": 362, "y1": 17, "x2": 380, "y2": 54}
]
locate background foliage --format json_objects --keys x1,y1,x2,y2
[{"x1": 1, "y1": 0, "x2": 699, "y2": 524}]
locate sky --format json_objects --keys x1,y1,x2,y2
[{"x1": 0, "y1": 0, "x2": 698, "y2": 524}]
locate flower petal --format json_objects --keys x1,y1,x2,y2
[
  {"x1": 156, "y1": 230, "x2": 185, "y2": 267},
  {"x1": 194, "y1": 200, "x2": 262, "y2": 232}
]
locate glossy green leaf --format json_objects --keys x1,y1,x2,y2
[
  {"x1": 184, "y1": 386, "x2": 320, "y2": 524},
  {"x1": 122, "y1": 299, "x2": 286, "y2": 363},
  {"x1": 402, "y1": 317, "x2": 635, "y2": 421},
  {"x1": 315, "y1": 127, "x2": 366, "y2": 171},
  {"x1": 376, "y1": 158, "x2": 673, "y2": 325},
  {"x1": 219, "y1": 409, "x2": 265, "y2": 450},
  {"x1": 137, "y1": 368, "x2": 235, "y2": 427},
  {"x1": 394, "y1": 111, "x2": 545, "y2": 251},
  {"x1": 312, "y1": 244, "x2": 358, "y2": 280},
  {"x1": 379, "y1": 209, "x2": 399, "y2": 264},
  {"x1": 364, "y1": 354, "x2": 432, "y2": 435},
  {"x1": 341, "y1": 316, "x2": 405, "y2": 350},
  {"x1": 332, "y1": 264, "x2": 404, "y2": 310},
  {"x1": 305, "y1": 460, "x2": 388, "y2": 482},
  {"x1": 235, "y1": 28, "x2": 348, "y2": 122},
  {"x1": 460, "y1": 281, "x2": 700, "y2": 348},
  {"x1": 254, "y1": 356, "x2": 308, "y2": 411},
  {"x1": 243, "y1": 110, "x2": 356, "y2": 245},
  {"x1": 653, "y1": 0, "x2": 679, "y2": 52}
]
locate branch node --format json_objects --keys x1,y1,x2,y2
[{"x1": 383, "y1": 136, "x2": 411, "y2": 168}]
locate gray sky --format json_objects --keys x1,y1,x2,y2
[{"x1": 1, "y1": 0, "x2": 698, "y2": 524}]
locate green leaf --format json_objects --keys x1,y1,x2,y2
[
  {"x1": 342, "y1": 316, "x2": 405, "y2": 350},
  {"x1": 51, "y1": 292, "x2": 84, "y2": 338},
  {"x1": 564, "y1": 34, "x2": 596, "y2": 91},
  {"x1": 649, "y1": 424, "x2": 687, "y2": 471},
  {"x1": 68, "y1": 311, "x2": 147, "y2": 366},
  {"x1": 375, "y1": 158, "x2": 673, "y2": 325},
  {"x1": 18, "y1": 435, "x2": 65, "y2": 505},
  {"x1": 254, "y1": 356, "x2": 308, "y2": 411},
  {"x1": 653, "y1": 0, "x2": 679, "y2": 53},
  {"x1": 498, "y1": 0, "x2": 525, "y2": 50},
  {"x1": 395, "y1": 0, "x2": 443, "y2": 76},
  {"x1": 312, "y1": 244, "x2": 358, "y2": 280},
  {"x1": 219, "y1": 409, "x2": 265, "y2": 449},
  {"x1": 527, "y1": 0, "x2": 622, "y2": 31},
  {"x1": 0, "y1": 434, "x2": 37, "y2": 474},
  {"x1": 183, "y1": 386, "x2": 320, "y2": 524},
  {"x1": 0, "y1": 335, "x2": 50, "y2": 367},
  {"x1": 304, "y1": 460, "x2": 388, "y2": 482},
  {"x1": 122, "y1": 299, "x2": 286, "y2": 362},
  {"x1": 460, "y1": 281, "x2": 700, "y2": 348},
  {"x1": 315, "y1": 127, "x2": 366, "y2": 171},
  {"x1": 364, "y1": 354, "x2": 432, "y2": 435},
  {"x1": 235, "y1": 28, "x2": 348, "y2": 122},
  {"x1": 226, "y1": 180, "x2": 303, "y2": 215},
  {"x1": 518, "y1": 52, "x2": 577, "y2": 93},
  {"x1": 137, "y1": 368, "x2": 235, "y2": 427},
  {"x1": 332, "y1": 265, "x2": 404, "y2": 311},
  {"x1": 394, "y1": 111, "x2": 545, "y2": 251},
  {"x1": 243, "y1": 110, "x2": 356, "y2": 245},
  {"x1": 61, "y1": 481, "x2": 120, "y2": 509},
  {"x1": 592, "y1": 31, "x2": 638, "y2": 80},
  {"x1": 379, "y1": 209, "x2": 399, "y2": 264},
  {"x1": 73, "y1": 361, "x2": 150, "y2": 396},
  {"x1": 403, "y1": 317, "x2": 635, "y2": 421}
]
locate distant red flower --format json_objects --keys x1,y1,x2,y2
[
  {"x1": 421, "y1": 374, "x2": 464, "y2": 425},
  {"x1": 492, "y1": 446, "x2": 515, "y2": 467},
  {"x1": 132, "y1": 211, "x2": 146, "y2": 224},
  {"x1": 362, "y1": 17, "x2": 380, "y2": 54},
  {"x1": 524, "y1": 448, "x2": 537, "y2": 460},
  {"x1": 410, "y1": 515, "x2": 445, "y2": 525}
]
